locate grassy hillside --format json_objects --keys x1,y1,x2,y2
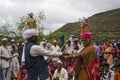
[
  {"x1": 89, "y1": 8, "x2": 120, "y2": 32},
  {"x1": 47, "y1": 8, "x2": 120, "y2": 41}
]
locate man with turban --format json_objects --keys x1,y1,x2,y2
[{"x1": 22, "y1": 29, "x2": 63, "y2": 80}]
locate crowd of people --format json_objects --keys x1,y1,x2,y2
[
  {"x1": 0, "y1": 34, "x2": 120, "y2": 80},
  {"x1": 0, "y1": 15, "x2": 120, "y2": 80},
  {"x1": 95, "y1": 39, "x2": 120, "y2": 80}
]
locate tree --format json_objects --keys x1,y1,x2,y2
[
  {"x1": 16, "y1": 16, "x2": 27, "y2": 37},
  {"x1": 0, "y1": 19, "x2": 17, "y2": 38}
]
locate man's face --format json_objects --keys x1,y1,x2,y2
[
  {"x1": 32, "y1": 36, "x2": 39, "y2": 44},
  {"x1": 74, "y1": 41, "x2": 78, "y2": 45},
  {"x1": 56, "y1": 63, "x2": 62, "y2": 69},
  {"x1": 81, "y1": 38, "x2": 87, "y2": 47},
  {"x1": 104, "y1": 66, "x2": 109, "y2": 72},
  {"x1": 53, "y1": 42, "x2": 57, "y2": 45},
  {"x1": 102, "y1": 60, "x2": 107, "y2": 64},
  {"x1": 2, "y1": 40, "x2": 7, "y2": 46},
  {"x1": 43, "y1": 43, "x2": 47, "y2": 46},
  {"x1": 118, "y1": 67, "x2": 120, "y2": 72},
  {"x1": 68, "y1": 41, "x2": 71, "y2": 45},
  {"x1": 113, "y1": 58, "x2": 118, "y2": 64}
]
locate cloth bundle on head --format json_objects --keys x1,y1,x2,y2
[
  {"x1": 80, "y1": 18, "x2": 92, "y2": 39},
  {"x1": 23, "y1": 29, "x2": 39, "y2": 39},
  {"x1": 26, "y1": 13, "x2": 37, "y2": 29},
  {"x1": 23, "y1": 13, "x2": 39, "y2": 39}
]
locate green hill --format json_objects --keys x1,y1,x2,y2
[
  {"x1": 48, "y1": 8, "x2": 120, "y2": 41},
  {"x1": 89, "y1": 8, "x2": 120, "y2": 32}
]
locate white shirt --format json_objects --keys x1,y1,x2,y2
[
  {"x1": 30, "y1": 45, "x2": 62, "y2": 57},
  {"x1": 40, "y1": 41, "x2": 45, "y2": 46},
  {"x1": 41, "y1": 45, "x2": 49, "y2": 60},
  {"x1": 50, "y1": 45, "x2": 60, "y2": 52},
  {"x1": 0, "y1": 45, "x2": 11, "y2": 69},
  {"x1": 53, "y1": 68, "x2": 68, "y2": 80},
  {"x1": 65, "y1": 45, "x2": 74, "y2": 54},
  {"x1": 50, "y1": 45, "x2": 61, "y2": 61},
  {"x1": 102, "y1": 70, "x2": 114, "y2": 80}
]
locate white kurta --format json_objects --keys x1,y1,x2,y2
[
  {"x1": 41, "y1": 45, "x2": 49, "y2": 60},
  {"x1": 50, "y1": 45, "x2": 60, "y2": 52},
  {"x1": 30, "y1": 45, "x2": 62, "y2": 57},
  {"x1": 12, "y1": 52, "x2": 20, "y2": 72},
  {"x1": 50, "y1": 45, "x2": 61, "y2": 61},
  {"x1": 65, "y1": 45, "x2": 74, "y2": 54},
  {"x1": 21, "y1": 44, "x2": 62, "y2": 65},
  {"x1": 53, "y1": 68, "x2": 68, "y2": 80},
  {"x1": 101, "y1": 70, "x2": 114, "y2": 80},
  {"x1": 0, "y1": 46, "x2": 11, "y2": 69}
]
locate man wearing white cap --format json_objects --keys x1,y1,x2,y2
[
  {"x1": 50, "y1": 40, "x2": 61, "y2": 61},
  {"x1": 0, "y1": 38, "x2": 12, "y2": 80},
  {"x1": 69, "y1": 35, "x2": 74, "y2": 45},
  {"x1": 8, "y1": 39, "x2": 20, "y2": 78},
  {"x1": 50, "y1": 40, "x2": 61, "y2": 53},
  {"x1": 53, "y1": 60, "x2": 68, "y2": 80},
  {"x1": 22, "y1": 29, "x2": 63, "y2": 80}
]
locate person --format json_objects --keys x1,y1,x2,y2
[
  {"x1": 116, "y1": 42, "x2": 120, "y2": 57},
  {"x1": 72, "y1": 38, "x2": 80, "y2": 53},
  {"x1": 0, "y1": 38, "x2": 12, "y2": 80},
  {"x1": 52, "y1": 60, "x2": 68, "y2": 80},
  {"x1": 0, "y1": 44, "x2": 3, "y2": 80},
  {"x1": 50, "y1": 40, "x2": 61, "y2": 52},
  {"x1": 22, "y1": 29, "x2": 63, "y2": 80},
  {"x1": 60, "y1": 35, "x2": 65, "y2": 46},
  {"x1": 94, "y1": 41, "x2": 101, "y2": 60},
  {"x1": 111, "y1": 57, "x2": 119, "y2": 72},
  {"x1": 101, "y1": 63, "x2": 114, "y2": 80},
  {"x1": 102, "y1": 42, "x2": 114, "y2": 67},
  {"x1": 113, "y1": 64, "x2": 120, "y2": 80},
  {"x1": 0, "y1": 68, "x2": 2, "y2": 80},
  {"x1": 63, "y1": 18, "x2": 100, "y2": 80},
  {"x1": 40, "y1": 38, "x2": 46, "y2": 46},
  {"x1": 69, "y1": 35, "x2": 74, "y2": 45},
  {"x1": 50, "y1": 40, "x2": 61, "y2": 61},
  {"x1": 100, "y1": 58, "x2": 108, "y2": 77},
  {"x1": 41, "y1": 41, "x2": 49, "y2": 61},
  {"x1": 64, "y1": 40, "x2": 74, "y2": 55},
  {"x1": 8, "y1": 39, "x2": 20, "y2": 79}
]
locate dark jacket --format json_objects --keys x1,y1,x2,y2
[{"x1": 25, "y1": 41, "x2": 49, "y2": 80}]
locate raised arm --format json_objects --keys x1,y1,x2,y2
[{"x1": 30, "y1": 45, "x2": 62, "y2": 57}]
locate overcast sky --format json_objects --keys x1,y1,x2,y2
[{"x1": 0, "y1": 0, "x2": 120, "y2": 34}]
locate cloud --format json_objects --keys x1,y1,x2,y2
[{"x1": 0, "y1": 0, "x2": 120, "y2": 34}]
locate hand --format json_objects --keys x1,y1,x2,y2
[{"x1": 20, "y1": 62, "x2": 26, "y2": 69}]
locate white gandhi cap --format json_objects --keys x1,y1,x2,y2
[
  {"x1": 57, "y1": 60, "x2": 62, "y2": 64},
  {"x1": 2, "y1": 38, "x2": 7, "y2": 41}
]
